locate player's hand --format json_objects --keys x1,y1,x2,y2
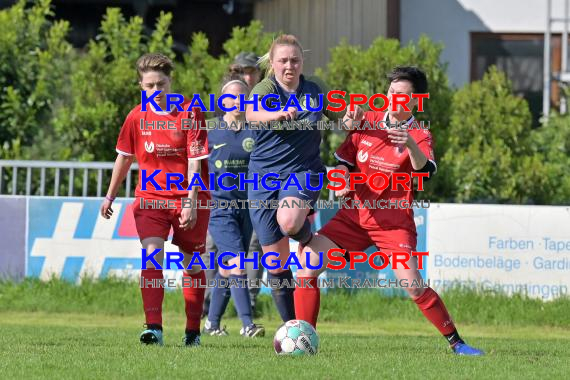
[
  {"x1": 387, "y1": 127, "x2": 410, "y2": 146},
  {"x1": 100, "y1": 199, "x2": 114, "y2": 219},
  {"x1": 344, "y1": 105, "x2": 364, "y2": 121},
  {"x1": 335, "y1": 186, "x2": 351, "y2": 198},
  {"x1": 276, "y1": 108, "x2": 297, "y2": 121},
  {"x1": 335, "y1": 174, "x2": 351, "y2": 198},
  {"x1": 179, "y1": 206, "x2": 197, "y2": 230}
]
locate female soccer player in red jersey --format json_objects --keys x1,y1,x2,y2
[
  {"x1": 295, "y1": 66, "x2": 484, "y2": 356},
  {"x1": 245, "y1": 35, "x2": 346, "y2": 322},
  {"x1": 100, "y1": 53, "x2": 210, "y2": 346}
]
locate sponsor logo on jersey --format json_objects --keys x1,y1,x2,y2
[
  {"x1": 213, "y1": 143, "x2": 227, "y2": 150},
  {"x1": 361, "y1": 140, "x2": 373, "y2": 147},
  {"x1": 242, "y1": 137, "x2": 254, "y2": 153},
  {"x1": 299, "y1": 96, "x2": 318, "y2": 111},
  {"x1": 357, "y1": 150, "x2": 368, "y2": 163},
  {"x1": 144, "y1": 141, "x2": 155, "y2": 153}
]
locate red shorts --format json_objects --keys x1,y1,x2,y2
[
  {"x1": 132, "y1": 198, "x2": 210, "y2": 253},
  {"x1": 318, "y1": 210, "x2": 417, "y2": 255}
]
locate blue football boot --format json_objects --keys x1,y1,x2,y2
[{"x1": 452, "y1": 342, "x2": 484, "y2": 356}]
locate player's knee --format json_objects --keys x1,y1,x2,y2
[
  {"x1": 407, "y1": 286, "x2": 426, "y2": 300},
  {"x1": 277, "y1": 212, "x2": 303, "y2": 235}
]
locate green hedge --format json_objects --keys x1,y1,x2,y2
[{"x1": 0, "y1": 0, "x2": 567, "y2": 204}]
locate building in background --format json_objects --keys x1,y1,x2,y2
[
  {"x1": 253, "y1": 0, "x2": 400, "y2": 73},
  {"x1": 2, "y1": 0, "x2": 566, "y2": 123},
  {"x1": 400, "y1": 0, "x2": 569, "y2": 124}
]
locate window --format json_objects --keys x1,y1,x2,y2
[{"x1": 471, "y1": 33, "x2": 567, "y2": 126}]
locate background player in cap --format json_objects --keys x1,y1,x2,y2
[{"x1": 230, "y1": 52, "x2": 262, "y2": 91}]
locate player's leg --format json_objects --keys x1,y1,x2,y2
[
  {"x1": 133, "y1": 201, "x2": 171, "y2": 345},
  {"x1": 381, "y1": 230, "x2": 484, "y2": 356},
  {"x1": 232, "y1": 209, "x2": 264, "y2": 337},
  {"x1": 276, "y1": 197, "x2": 312, "y2": 245},
  {"x1": 180, "y1": 252, "x2": 206, "y2": 346},
  {"x1": 173, "y1": 206, "x2": 210, "y2": 347},
  {"x1": 139, "y1": 236, "x2": 166, "y2": 345},
  {"x1": 201, "y1": 231, "x2": 219, "y2": 319},
  {"x1": 249, "y1": 182, "x2": 296, "y2": 322},
  {"x1": 276, "y1": 171, "x2": 322, "y2": 246},
  {"x1": 263, "y1": 171, "x2": 322, "y2": 322},
  {"x1": 203, "y1": 212, "x2": 234, "y2": 336},
  {"x1": 295, "y1": 212, "x2": 372, "y2": 328},
  {"x1": 261, "y1": 237, "x2": 296, "y2": 322},
  {"x1": 294, "y1": 233, "x2": 339, "y2": 328},
  {"x1": 246, "y1": 230, "x2": 263, "y2": 314}
]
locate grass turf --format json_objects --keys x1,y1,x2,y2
[
  {"x1": 1, "y1": 278, "x2": 569, "y2": 379},
  {"x1": 0, "y1": 312, "x2": 569, "y2": 379}
]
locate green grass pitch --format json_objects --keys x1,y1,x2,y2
[
  {"x1": 1, "y1": 312, "x2": 569, "y2": 379},
  {"x1": 1, "y1": 279, "x2": 569, "y2": 379}
]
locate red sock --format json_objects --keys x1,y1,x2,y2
[
  {"x1": 140, "y1": 269, "x2": 164, "y2": 326},
  {"x1": 414, "y1": 287, "x2": 456, "y2": 335},
  {"x1": 183, "y1": 271, "x2": 206, "y2": 332},
  {"x1": 294, "y1": 277, "x2": 320, "y2": 328}
]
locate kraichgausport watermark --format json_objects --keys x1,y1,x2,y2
[
  {"x1": 139, "y1": 170, "x2": 430, "y2": 192},
  {"x1": 138, "y1": 197, "x2": 430, "y2": 210},
  {"x1": 140, "y1": 91, "x2": 429, "y2": 113},
  {"x1": 139, "y1": 119, "x2": 430, "y2": 131},
  {"x1": 140, "y1": 276, "x2": 431, "y2": 290},
  {"x1": 141, "y1": 249, "x2": 429, "y2": 271}
]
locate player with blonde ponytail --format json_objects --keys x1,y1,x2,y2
[{"x1": 245, "y1": 35, "x2": 350, "y2": 322}]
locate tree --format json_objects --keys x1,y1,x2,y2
[
  {"x1": 0, "y1": 0, "x2": 72, "y2": 159},
  {"x1": 51, "y1": 8, "x2": 174, "y2": 161},
  {"x1": 439, "y1": 66, "x2": 560, "y2": 204},
  {"x1": 316, "y1": 35, "x2": 453, "y2": 201}
]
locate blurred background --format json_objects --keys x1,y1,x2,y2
[
  {"x1": 0, "y1": 0, "x2": 568, "y2": 300},
  {"x1": 0, "y1": 0, "x2": 568, "y2": 204}
]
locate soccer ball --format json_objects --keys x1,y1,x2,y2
[{"x1": 273, "y1": 319, "x2": 319, "y2": 355}]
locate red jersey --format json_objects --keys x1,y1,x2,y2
[
  {"x1": 116, "y1": 100, "x2": 210, "y2": 201},
  {"x1": 334, "y1": 111, "x2": 435, "y2": 233}
]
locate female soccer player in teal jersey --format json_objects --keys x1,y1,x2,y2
[{"x1": 245, "y1": 35, "x2": 345, "y2": 322}]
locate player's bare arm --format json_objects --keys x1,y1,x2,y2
[
  {"x1": 387, "y1": 128, "x2": 428, "y2": 170},
  {"x1": 180, "y1": 158, "x2": 201, "y2": 230},
  {"x1": 245, "y1": 101, "x2": 297, "y2": 123},
  {"x1": 100, "y1": 154, "x2": 135, "y2": 219},
  {"x1": 341, "y1": 105, "x2": 364, "y2": 132}
]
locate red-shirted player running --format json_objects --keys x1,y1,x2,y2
[
  {"x1": 295, "y1": 66, "x2": 484, "y2": 356},
  {"x1": 100, "y1": 53, "x2": 210, "y2": 347}
]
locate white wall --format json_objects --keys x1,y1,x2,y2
[{"x1": 400, "y1": 0, "x2": 568, "y2": 87}]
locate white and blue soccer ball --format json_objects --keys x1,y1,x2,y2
[{"x1": 273, "y1": 319, "x2": 319, "y2": 356}]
